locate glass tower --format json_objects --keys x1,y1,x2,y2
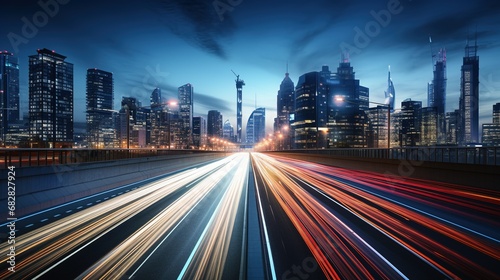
[
  {"x1": 86, "y1": 68, "x2": 114, "y2": 148},
  {"x1": 0, "y1": 51, "x2": 20, "y2": 146},
  {"x1": 207, "y1": 110, "x2": 223, "y2": 138},
  {"x1": 246, "y1": 107, "x2": 266, "y2": 145},
  {"x1": 29, "y1": 48, "x2": 73, "y2": 148},
  {"x1": 459, "y1": 38, "x2": 479, "y2": 145},
  {"x1": 430, "y1": 48, "x2": 447, "y2": 144},
  {"x1": 178, "y1": 83, "x2": 193, "y2": 148}
]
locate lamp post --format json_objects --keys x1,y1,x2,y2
[{"x1": 335, "y1": 96, "x2": 391, "y2": 149}]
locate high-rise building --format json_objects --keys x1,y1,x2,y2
[
  {"x1": 459, "y1": 37, "x2": 480, "y2": 145},
  {"x1": 390, "y1": 109, "x2": 403, "y2": 148},
  {"x1": 366, "y1": 105, "x2": 389, "y2": 148},
  {"x1": 29, "y1": 48, "x2": 73, "y2": 148},
  {"x1": 118, "y1": 97, "x2": 149, "y2": 148},
  {"x1": 223, "y1": 119, "x2": 234, "y2": 142},
  {"x1": 276, "y1": 68, "x2": 295, "y2": 150},
  {"x1": 420, "y1": 106, "x2": 438, "y2": 146},
  {"x1": 430, "y1": 48, "x2": 447, "y2": 144},
  {"x1": 400, "y1": 99, "x2": 422, "y2": 147},
  {"x1": 328, "y1": 57, "x2": 369, "y2": 148},
  {"x1": 192, "y1": 116, "x2": 206, "y2": 149},
  {"x1": 385, "y1": 65, "x2": 395, "y2": 112},
  {"x1": 277, "y1": 68, "x2": 295, "y2": 132},
  {"x1": 178, "y1": 83, "x2": 193, "y2": 148},
  {"x1": 86, "y1": 69, "x2": 114, "y2": 148},
  {"x1": 292, "y1": 71, "x2": 320, "y2": 149},
  {"x1": 151, "y1": 87, "x2": 161, "y2": 107},
  {"x1": 235, "y1": 74, "x2": 245, "y2": 143},
  {"x1": 0, "y1": 51, "x2": 20, "y2": 146},
  {"x1": 118, "y1": 97, "x2": 139, "y2": 148},
  {"x1": 207, "y1": 110, "x2": 223, "y2": 139},
  {"x1": 246, "y1": 107, "x2": 265, "y2": 145},
  {"x1": 482, "y1": 103, "x2": 500, "y2": 146},
  {"x1": 494, "y1": 103, "x2": 500, "y2": 124},
  {"x1": 445, "y1": 110, "x2": 460, "y2": 145},
  {"x1": 135, "y1": 106, "x2": 150, "y2": 147},
  {"x1": 292, "y1": 58, "x2": 368, "y2": 149}
]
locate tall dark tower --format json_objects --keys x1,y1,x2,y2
[
  {"x1": 233, "y1": 71, "x2": 245, "y2": 143},
  {"x1": 459, "y1": 34, "x2": 479, "y2": 145},
  {"x1": 277, "y1": 65, "x2": 295, "y2": 132},
  {"x1": 432, "y1": 49, "x2": 447, "y2": 144},
  {"x1": 178, "y1": 83, "x2": 193, "y2": 149},
  {"x1": 29, "y1": 48, "x2": 73, "y2": 148},
  {"x1": 86, "y1": 69, "x2": 114, "y2": 148},
  {"x1": 0, "y1": 51, "x2": 20, "y2": 145}
]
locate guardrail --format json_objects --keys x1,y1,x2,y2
[
  {"x1": 274, "y1": 147, "x2": 500, "y2": 166},
  {"x1": 0, "y1": 148, "x2": 222, "y2": 169}
]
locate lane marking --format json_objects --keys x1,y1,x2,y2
[
  {"x1": 0, "y1": 165, "x2": 208, "y2": 227},
  {"x1": 128, "y1": 181, "x2": 218, "y2": 279},
  {"x1": 252, "y1": 166, "x2": 278, "y2": 280}
]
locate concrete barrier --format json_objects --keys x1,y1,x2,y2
[
  {"x1": 0, "y1": 153, "x2": 227, "y2": 219},
  {"x1": 266, "y1": 152, "x2": 500, "y2": 190}
]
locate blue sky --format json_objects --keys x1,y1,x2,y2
[{"x1": 1, "y1": 0, "x2": 500, "y2": 134}]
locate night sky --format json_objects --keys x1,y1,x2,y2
[{"x1": 2, "y1": 0, "x2": 500, "y2": 133}]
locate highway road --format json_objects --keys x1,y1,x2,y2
[
  {"x1": 251, "y1": 153, "x2": 500, "y2": 279},
  {"x1": 1, "y1": 152, "x2": 499, "y2": 279},
  {"x1": 0, "y1": 153, "x2": 250, "y2": 279}
]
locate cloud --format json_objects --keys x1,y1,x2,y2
[{"x1": 151, "y1": 0, "x2": 237, "y2": 59}]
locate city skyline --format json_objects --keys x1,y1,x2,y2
[{"x1": 1, "y1": 0, "x2": 500, "y2": 134}]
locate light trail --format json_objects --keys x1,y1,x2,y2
[
  {"x1": 177, "y1": 153, "x2": 249, "y2": 279},
  {"x1": 251, "y1": 152, "x2": 500, "y2": 279},
  {"x1": 0, "y1": 154, "x2": 240, "y2": 279},
  {"x1": 252, "y1": 153, "x2": 407, "y2": 279}
]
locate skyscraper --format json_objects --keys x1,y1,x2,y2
[
  {"x1": 481, "y1": 103, "x2": 500, "y2": 147},
  {"x1": 150, "y1": 88, "x2": 170, "y2": 148},
  {"x1": 29, "y1": 48, "x2": 73, "y2": 148},
  {"x1": 119, "y1": 97, "x2": 139, "y2": 148},
  {"x1": 192, "y1": 116, "x2": 206, "y2": 149},
  {"x1": 207, "y1": 110, "x2": 223, "y2": 139},
  {"x1": 445, "y1": 110, "x2": 460, "y2": 145},
  {"x1": 366, "y1": 105, "x2": 389, "y2": 148},
  {"x1": 223, "y1": 119, "x2": 234, "y2": 142},
  {"x1": 430, "y1": 48, "x2": 447, "y2": 144},
  {"x1": 246, "y1": 107, "x2": 265, "y2": 145},
  {"x1": 150, "y1": 87, "x2": 162, "y2": 107},
  {"x1": 459, "y1": 36, "x2": 480, "y2": 145},
  {"x1": 0, "y1": 51, "x2": 20, "y2": 146},
  {"x1": 420, "y1": 106, "x2": 438, "y2": 146},
  {"x1": 293, "y1": 71, "x2": 320, "y2": 149},
  {"x1": 400, "y1": 99, "x2": 422, "y2": 147},
  {"x1": 385, "y1": 65, "x2": 395, "y2": 112},
  {"x1": 277, "y1": 67, "x2": 295, "y2": 132},
  {"x1": 328, "y1": 56, "x2": 369, "y2": 148},
  {"x1": 178, "y1": 83, "x2": 193, "y2": 148},
  {"x1": 86, "y1": 69, "x2": 114, "y2": 148},
  {"x1": 234, "y1": 74, "x2": 245, "y2": 143}
]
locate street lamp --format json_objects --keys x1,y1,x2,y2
[{"x1": 335, "y1": 96, "x2": 391, "y2": 149}]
